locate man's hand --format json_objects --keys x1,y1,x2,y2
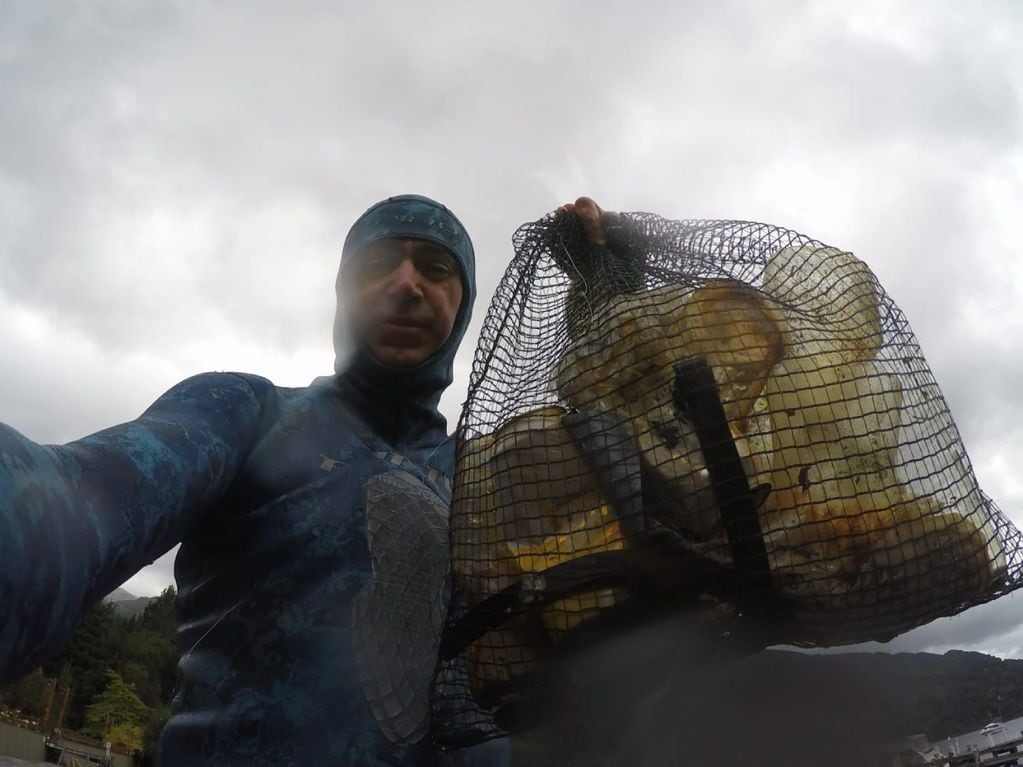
[{"x1": 557, "y1": 197, "x2": 619, "y2": 246}]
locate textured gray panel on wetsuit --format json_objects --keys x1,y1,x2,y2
[{"x1": 353, "y1": 469, "x2": 450, "y2": 745}]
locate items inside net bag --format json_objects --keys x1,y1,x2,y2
[{"x1": 440, "y1": 209, "x2": 1023, "y2": 720}]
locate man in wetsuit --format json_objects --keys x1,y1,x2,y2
[{"x1": 0, "y1": 194, "x2": 507, "y2": 765}]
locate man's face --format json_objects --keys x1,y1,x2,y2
[{"x1": 344, "y1": 238, "x2": 464, "y2": 368}]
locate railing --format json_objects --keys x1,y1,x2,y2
[{"x1": 947, "y1": 733, "x2": 1023, "y2": 767}]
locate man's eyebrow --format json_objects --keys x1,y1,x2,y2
[
  {"x1": 411, "y1": 241, "x2": 453, "y2": 256},
  {"x1": 362, "y1": 240, "x2": 401, "y2": 254}
]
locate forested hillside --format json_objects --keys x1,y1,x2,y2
[
  {"x1": 759, "y1": 649, "x2": 1023, "y2": 741},
  {"x1": 0, "y1": 586, "x2": 177, "y2": 763}
]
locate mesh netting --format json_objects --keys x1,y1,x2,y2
[{"x1": 435, "y1": 211, "x2": 1023, "y2": 740}]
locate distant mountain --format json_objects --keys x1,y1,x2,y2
[
  {"x1": 102, "y1": 586, "x2": 156, "y2": 618},
  {"x1": 506, "y1": 646, "x2": 1021, "y2": 764},
  {"x1": 758, "y1": 649, "x2": 1023, "y2": 742}
]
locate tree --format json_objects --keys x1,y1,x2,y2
[
  {"x1": 84, "y1": 669, "x2": 150, "y2": 754},
  {"x1": 43, "y1": 601, "x2": 128, "y2": 729},
  {"x1": 0, "y1": 667, "x2": 50, "y2": 719},
  {"x1": 120, "y1": 586, "x2": 178, "y2": 707},
  {"x1": 107, "y1": 720, "x2": 146, "y2": 755}
]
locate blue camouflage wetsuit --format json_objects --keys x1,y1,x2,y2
[{"x1": 0, "y1": 195, "x2": 506, "y2": 765}]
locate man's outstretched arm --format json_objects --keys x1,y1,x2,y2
[{"x1": 0, "y1": 371, "x2": 278, "y2": 684}]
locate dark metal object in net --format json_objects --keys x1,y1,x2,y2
[{"x1": 672, "y1": 357, "x2": 774, "y2": 611}]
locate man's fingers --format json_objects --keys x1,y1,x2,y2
[
  {"x1": 573, "y1": 196, "x2": 602, "y2": 214},
  {"x1": 573, "y1": 197, "x2": 606, "y2": 245},
  {"x1": 558, "y1": 197, "x2": 619, "y2": 246}
]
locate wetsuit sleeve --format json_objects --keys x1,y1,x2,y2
[{"x1": 0, "y1": 372, "x2": 278, "y2": 684}]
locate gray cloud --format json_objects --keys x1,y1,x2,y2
[{"x1": 807, "y1": 591, "x2": 1023, "y2": 658}]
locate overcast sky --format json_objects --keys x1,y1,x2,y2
[{"x1": 2, "y1": 1, "x2": 1022, "y2": 658}]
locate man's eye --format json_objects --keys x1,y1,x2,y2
[
  {"x1": 418, "y1": 256, "x2": 457, "y2": 280},
  {"x1": 360, "y1": 252, "x2": 401, "y2": 276}
]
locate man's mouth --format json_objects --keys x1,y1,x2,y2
[
  {"x1": 376, "y1": 317, "x2": 432, "y2": 344},
  {"x1": 382, "y1": 316, "x2": 430, "y2": 329}
]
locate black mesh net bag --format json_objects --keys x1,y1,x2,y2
[{"x1": 433, "y1": 210, "x2": 1023, "y2": 745}]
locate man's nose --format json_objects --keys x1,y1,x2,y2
[{"x1": 388, "y1": 255, "x2": 424, "y2": 298}]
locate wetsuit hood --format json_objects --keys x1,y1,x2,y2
[{"x1": 332, "y1": 194, "x2": 476, "y2": 439}]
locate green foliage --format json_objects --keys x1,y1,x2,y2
[
  {"x1": 35, "y1": 588, "x2": 179, "y2": 726},
  {"x1": 84, "y1": 669, "x2": 150, "y2": 739},
  {"x1": 119, "y1": 659, "x2": 160, "y2": 708},
  {"x1": 15, "y1": 585, "x2": 182, "y2": 758},
  {"x1": 129, "y1": 587, "x2": 179, "y2": 705},
  {"x1": 43, "y1": 601, "x2": 127, "y2": 730},
  {"x1": 0, "y1": 667, "x2": 51, "y2": 719},
  {"x1": 107, "y1": 720, "x2": 146, "y2": 755}
]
